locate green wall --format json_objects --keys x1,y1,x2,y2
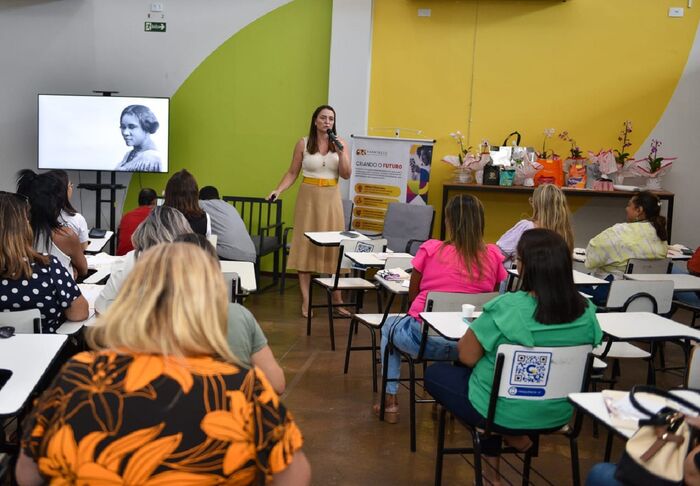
[{"x1": 125, "y1": 0, "x2": 333, "y2": 268}]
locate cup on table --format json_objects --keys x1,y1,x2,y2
[{"x1": 462, "y1": 304, "x2": 475, "y2": 323}]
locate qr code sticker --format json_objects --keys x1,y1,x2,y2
[
  {"x1": 510, "y1": 351, "x2": 551, "y2": 387},
  {"x1": 356, "y1": 242, "x2": 374, "y2": 253}
]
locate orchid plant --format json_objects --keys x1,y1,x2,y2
[
  {"x1": 614, "y1": 120, "x2": 633, "y2": 167},
  {"x1": 558, "y1": 130, "x2": 583, "y2": 159},
  {"x1": 539, "y1": 128, "x2": 557, "y2": 159},
  {"x1": 632, "y1": 139, "x2": 676, "y2": 177},
  {"x1": 441, "y1": 131, "x2": 472, "y2": 167}
]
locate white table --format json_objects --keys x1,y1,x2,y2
[
  {"x1": 375, "y1": 274, "x2": 409, "y2": 295},
  {"x1": 507, "y1": 268, "x2": 609, "y2": 286},
  {"x1": 304, "y1": 231, "x2": 370, "y2": 247},
  {"x1": 623, "y1": 273, "x2": 700, "y2": 292},
  {"x1": 84, "y1": 252, "x2": 125, "y2": 284},
  {"x1": 220, "y1": 261, "x2": 257, "y2": 292},
  {"x1": 85, "y1": 230, "x2": 114, "y2": 254},
  {"x1": 597, "y1": 312, "x2": 700, "y2": 342},
  {"x1": 419, "y1": 311, "x2": 483, "y2": 340},
  {"x1": 56, "y1": 284, "x2": 105, "y2": 334},
  {"x1": 573, "y1": 247, "x2": 691, "y2": 263},
  {"x1": 0, "y1": 334, "x2": 67, "y2": 416},
  {"x1": 345, "y1": 252, "x2": 413, "y2": 267}
]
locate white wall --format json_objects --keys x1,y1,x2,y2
[{"x1": 0, "y1": 0, "x2": 290, "y2": 227}]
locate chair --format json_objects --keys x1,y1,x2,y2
[
  {"x1": 220, "y1": 261, "x2": 256, "y2": 303},
  {"x1": 434, "y1": 344, "x2": 594, "y2": 486},
  {"x1": 686, "y1": 344, "x2": 700, "y2": 388},
  {"x1": 222, "y1": 196, "x2": 284, "y2": 291},
  {"x1": 380, "y1": 290, "x2": 499, "y2": 452},
  {"x1": 625, "y1": 257, "x2": 672, "y2": 274},
  {"x1": 343, "y1": 255, "x2": 413, "y2": 392},
  {"x1": 0, "y1": 309, "x2": 42, "y2": 334},
  {"x1": 279, "y1": 199, "x2": 354, "y2": 294},
  {"x1": 342, "y1": 199, "x2": 353, "y2": 231},
  {"x1": 379, "y1": 202, "x2": 435, "y2": 254},
  {"x1": 307, "y1": 238, "x2": 387, "y2": 350},
  {"x1": 594, "y1": 279, "x2": 674, "y2": 385}
]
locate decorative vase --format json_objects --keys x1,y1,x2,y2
[
  {"x1": 644, "y1": 176, "x2": 662, "y2": 190},
  {"x1": 615, "y1": 173, "x2": 625, "y2": 185},
  {"x1": 453, "y1": 167, "x2": 472, "y2": 183},
  {"x1": 475, "y1": 169, "x2": 484, "y2": 184}
]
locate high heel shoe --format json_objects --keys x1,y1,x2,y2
[{"x1": 372, "y1": 394, "x2": 399, "y2": 424}]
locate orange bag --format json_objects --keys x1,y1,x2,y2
[
  {"x1": 534, "y1": 158, "x2": 564, "y2": 187},
  {"x1": 566, "y1": 159, "x2": 587, "y2": 188}
]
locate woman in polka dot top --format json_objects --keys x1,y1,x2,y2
[{"x1": 0, "y1": 192, "x2": 88, "y2": 333}]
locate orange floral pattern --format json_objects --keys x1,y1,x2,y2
[{"x1": 21, "y1": 351, "x2": 303, "y2": 484}]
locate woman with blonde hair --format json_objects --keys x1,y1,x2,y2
[
  {"x1": 17, "y1": 243, "x2": 310, "y2": 485},
  {"x1": 497, "y1": 183, "x2": 574, "y2": 264},
  {"x1": 0, "y1": 192, "x2": 88, "y2": 333}
]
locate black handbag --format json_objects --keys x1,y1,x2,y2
[{"x1": 615, "y1": 386, "x2": 700, "y2": 485}]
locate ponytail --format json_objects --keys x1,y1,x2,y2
[{"x1": 633, "y1": 191, "x2": 667, "y2": 241}]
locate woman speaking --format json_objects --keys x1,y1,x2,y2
[{"x1": 268, "y1": 105, "x2": 351, "y2": 317}]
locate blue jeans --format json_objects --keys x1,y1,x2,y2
[
  {"x1": 585, "y1": 463, "x2": 623, "y2": 486},
  {"x1": 579, "y1": 274, "x2": 615, "y2": 306},
  {"x1": 380, "y1": 315, "x2": 458, "y2": 395},
  {"x1": 672, "y1": 265, "x2": 700, "y2": 307}
]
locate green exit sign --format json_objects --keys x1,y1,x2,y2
[{"x1": 145, "y1": 21, "x2": 166, "y2": 32}]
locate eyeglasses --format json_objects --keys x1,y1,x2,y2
[{"x1": 0, "y1": 326, "x2": 15, "y2": 339}]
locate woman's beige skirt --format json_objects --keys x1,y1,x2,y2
[{"x1": 287, "y1": 182, "x2": 344, "y2": 274}]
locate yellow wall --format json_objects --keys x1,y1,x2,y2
[{"x1": 369, "y1": 0, "x2": 700, "y2": 242}]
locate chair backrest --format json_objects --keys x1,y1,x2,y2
[
  {"x1": 687, "y1": 345, "x2": 700, "y2": 389},
  {"x1": 342, "y1": 199, "x2": 353, "y2": 231},
  {"x1": 494, "y1": 344, "x2": 593, "y2": 402},
  {"x1": 626, "y1": 258, "x2": 672, "y2": 274},
  {"x1": 384, "y1": 256, "x2": 412, "y2": 271},
  {"x1": 222, "y1": 196, "x2": 283, "y2": 256},
  {"x1": 0, "y1": 308, "x2": 42, "y2": 334},
  {"x1": 382, "y1": 202, "x2": 435, "y2": 254},
  {"x1": 336, "y1": 238, "x2": 388, "y2": 279},
  {"x1": 425, "y1": 291, "x2": 499, "y2": 312},
  {"x1": 605, "y1": 279, "x2": 674, "y2": 314}
]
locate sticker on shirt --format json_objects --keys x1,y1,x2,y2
[{"x1": 507, "y1": 351, "x2": 552, "y2": 397}]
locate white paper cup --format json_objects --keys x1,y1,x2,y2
[{"x1": 462, "y1": 304, "x2": 475, "y2": 321}]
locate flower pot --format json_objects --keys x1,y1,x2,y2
[
  {"x1": 644, "y1": 176, "x2": 662, "y2": 191},
  {"x1": 453, "y1": 167, "x2": 472, "y2": 183}
]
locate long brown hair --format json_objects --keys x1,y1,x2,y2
[
  {"x1": 164, "y1": 169, "x2": 204, "y2": 218},
  {"x1": 531, "y1": 184, "x2": 575, "y2": 253},
  {"x1": 443, "y1": 194, "x2": 486, "y2": 279},
  {"x1": 0, "y1": 192, "x2": 49, "y2": 279},
  {"x1": 306, "y1": 104, "x2": 337, "y2": 155}
]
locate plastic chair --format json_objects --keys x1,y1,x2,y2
[
  {"x1": 222, "y1": 196, "x2": 284, "y2": 291},
  {"x1": 307, "y1": 238, "x2": 387, "y2": 350},
  {"x1": 626, "y1": 257, "x2": 672, "y2": 274},
  {"x1": 433, "y1": 344, "x2": 594, "y2": 486},
  {"x1": 379, "y1": 202, "x2": 434, "y2": 254},
  {"x1": 686, "y1": 344, "x2": 700, "y2": 389},
  {"x1": 343, "y1": 255, "x2": 413, "y2": 392},
  {"x1": 380, "y1": 290, "x2": 499, "y2": 452},
  {"x1": 0, "y1": 309, "x2": 42, "y2": 334}
]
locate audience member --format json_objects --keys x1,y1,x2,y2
[
  {"x1": 375, "y1": 194, "x2": 507, "y2": 422},
  {"x1": 116, "y1": 187, "x2": 157, "y2": 255},
  {"x1": 47, "y1": 169, "x2": 89, "y2": 250},
  {"x1": 425, "y1": 229, "x2": 602, "y2": 485},
  {"x1": 17, "y1": 243, "x2": 310, "y2": 485},
  {"x1": 175, "y1": 232, "x2": 286, "y2": 394},
  {"x1": 497, "y1": 183, "x2": 574, "y2": 264},
  {"x1": 95, "y1": 206, "x2": 191, "y2": 313},
  {"x1": 0, "y1": 192, "x2": 88, "y2": 333},
  {"x1": 165, "y1": 169, "x2": 210, "y2": 236},
  {"x1": 199, "y1": 185, "x2": 256, "y2": 262},
  {"x1": 16, "y1": 170, "x2": 87, "y2": 278}
]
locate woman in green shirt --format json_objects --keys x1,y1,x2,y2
[{"x1": 425, "y1": 229, "x2": 602, "y2": 486}]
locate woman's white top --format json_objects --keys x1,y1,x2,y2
[
  {"x1": 59, "y1": 210, "x2": 89, "y2": 244},
  {"x1": 94, "y1": 251, "x2": 137, "y2": 314},
  {"x1": 301, "y1": 137, "x2": 340, "y2": 179}
]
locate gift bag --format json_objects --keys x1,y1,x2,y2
[
  {"x1": 534, "y1": 157, "x2": 564, "y2": 187},
  {"x1": 566, "y1": 159, "x2": 587, "y2": 188}
]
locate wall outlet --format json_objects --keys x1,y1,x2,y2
[
  {"x1": 150, "y1": 2, "x2": 164, "y2": 12},
  {"x1": 669, "y1": 7, "x2": 685, "y2": 17},
  {"x1": 417, "y1": 8, "x2": 431, "y2": 17}
]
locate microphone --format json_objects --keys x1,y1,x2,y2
[{"x1": 327, "y1": 129, "x2": 343, "y2": 151}]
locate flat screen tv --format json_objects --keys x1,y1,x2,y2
[{"x1": 38, "y1": 94, "x2": 170, "y2": 173}]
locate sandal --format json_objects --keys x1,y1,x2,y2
[
  {"x1": 372, "y1": 395, "x2": 399, "y2": 424},
  {"x1": 332, "y1": 307, "x2": 353, "y2": 318}
]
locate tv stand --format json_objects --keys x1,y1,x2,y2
[{"x1": 77, "y1": 170, "x2": 125, "y2": 254}]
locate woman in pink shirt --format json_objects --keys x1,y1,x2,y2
[{"x1": 374, "y1": 194, "x2": 507, "y2": 423}]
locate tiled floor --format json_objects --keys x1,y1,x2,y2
[{"x1": 248, "y1": 282, "x2": 696, "y2": 485}]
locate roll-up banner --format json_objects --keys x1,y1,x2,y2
[{"x1": 349, "y1": 135, "x2": 435, "y2": 233}]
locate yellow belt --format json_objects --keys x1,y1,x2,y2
[{"x1": 303, "y1": 177, "x2": 337, "y2": 187}]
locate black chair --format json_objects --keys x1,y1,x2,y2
[
  {"x1": 433, "y1": 345, "x2": 594, "y2": 486},
  {"x1": 222, "y1": 196, "x2": 284, "y2": 291}
]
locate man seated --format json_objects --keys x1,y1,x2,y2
[
  {"x1": 116, "y1": 188, "x2": 156, "y2": 255},
  {"x1": 199, "y1": 185, "x2": 256, "y2": 262}
]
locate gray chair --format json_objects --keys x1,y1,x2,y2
[
  {"x1": 626, "y1": 257, "x2": 672, "y2": 274},
  {"x1": 379, "y1": 202, "x2": 435, "y2": 254},
  {"x1": 0, "y1": 309, "x2": 42, "y2": 334}
]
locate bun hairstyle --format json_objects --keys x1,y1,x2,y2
[
  {"x1": 632, "y1": 191, "x2": 667, "y2": 241},
  {"x1": 120, "y1": 105, "x2": 159, "y2": 134},
  {"x1": 16, "y1": 169, "x2": 66, "y2": 251}
]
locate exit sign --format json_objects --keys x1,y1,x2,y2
[{"x1": 145, "y1": 21, "x2": 166, "y2": 32}]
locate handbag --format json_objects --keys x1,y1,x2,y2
[{"x1": 615, "y1": 386, "x2": 700, "y2": 485}]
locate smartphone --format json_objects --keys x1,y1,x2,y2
[
  {"x1": 89, "y1": 228, "x2": 107, "y2": 238},
  {"x1": 0, "y1": 369, "x2": 12, "y2": 391}
]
